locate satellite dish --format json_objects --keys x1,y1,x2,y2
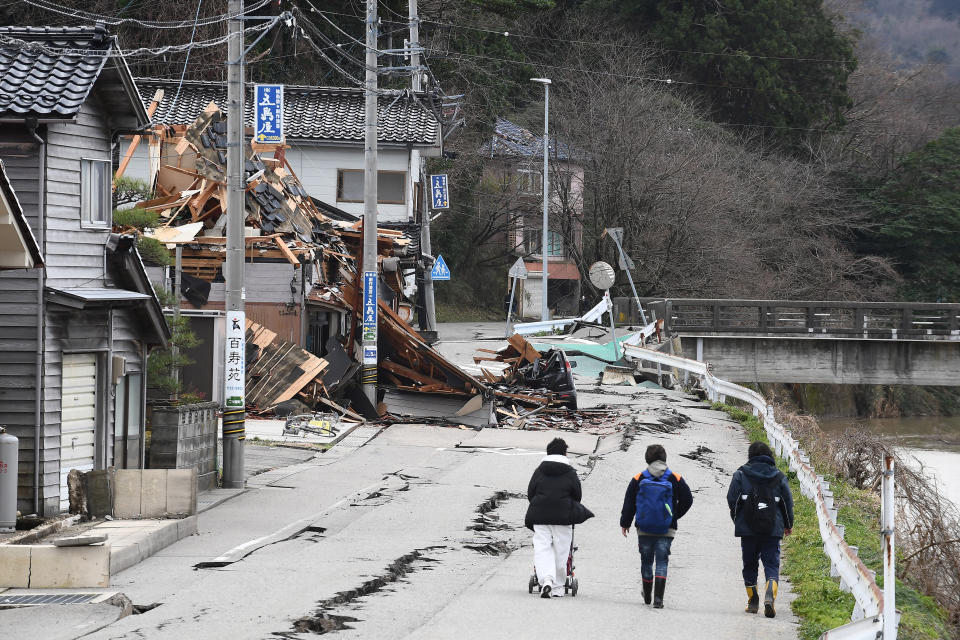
[{"x1": 588, "y1": 261, "x2": 616, "y2": 290}]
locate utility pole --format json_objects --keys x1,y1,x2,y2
[
  {"x1": 410, "y1": 0, "x2": 436, "y2": 333},
  {"x1": 222, "y1": 0, "x2": 245, "y2": 488},
  {"x1": 361, "y1": 0, "x2": 379, "y2": 404},
  {"x1": 531, "y1": 77, "x2": 551, "y2": 321}
]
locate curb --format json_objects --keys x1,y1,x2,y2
[{"x1": 108, "y1": 516, "x2": 198, "y2": 576}]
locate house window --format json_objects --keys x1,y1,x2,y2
[
  {"x1": 516, "y1": 168, "x2": 542, "y2": 195},
  {"x1": 81, "y1": 159, "x2": 111, "y2": 227},
  {"x1": 523, "y1": 228, "x2": 565, "y2": 257},
  {"x1": 337, "y1": 170, "x2": 406, "y2": 204}
]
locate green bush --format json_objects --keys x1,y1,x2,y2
[
  {"x1": 137, "y1": 236, "x2": 171, "y2": 266},
  {"x1": 114, "y1": 207, "x2": 160, "y2": 230}
]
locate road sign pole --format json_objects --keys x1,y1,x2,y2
[
  {"x1": 362, "y1": 0, "x2": 379, "y2": 405},
  {"x1": 505, "y1": 276, "x2": 517, "y2": 338},
  {"x1": 222, "y1": 0, "x2": 245, "y2": 489},
  {"x1": 607, "y1": 228, "x2": 648, "y2": 325},
  {"x1": 605, "y1": 290, "x2": 619, "y2": 360}
]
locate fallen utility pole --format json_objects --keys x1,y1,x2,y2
[
  {"x1": 222, "y1": 0, "x2": 245, "y2": 488},
  {"x1": 361, "y1": 0, "x2": 379, "y2": 404}
]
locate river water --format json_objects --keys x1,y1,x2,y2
[{"x1": 819, "y1": 416, "x2": 960, "y2": 512}]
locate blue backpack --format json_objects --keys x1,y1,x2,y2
[{"x1": 635, "y1": 469, "x2": 674, "y2": 534}]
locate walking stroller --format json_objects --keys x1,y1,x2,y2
[{"x1": 527, "y1": 526, "x2": 579, "y2": 596}]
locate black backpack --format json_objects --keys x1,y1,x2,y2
[{"x1": 743, "y1": 475, "x2": 781, "y2": 535}]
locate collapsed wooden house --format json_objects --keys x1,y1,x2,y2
[{"x1": 122, "y1": 101, "x2": 482, "y2": 418}]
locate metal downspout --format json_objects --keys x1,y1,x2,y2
[{"x1": 27, "y1": 120, "x2": 45, "y2": 515}]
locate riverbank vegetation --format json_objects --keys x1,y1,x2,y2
[
  {"x1": 715, "y1": 403, "x2": 955, "y2": 640},
  {"x1": 761, "y1": 383, "x2": 960, "y2": 419}
]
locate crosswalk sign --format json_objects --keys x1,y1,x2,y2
[{"x1": 431, "y1": 254, "x2": 451, "y2": 280}]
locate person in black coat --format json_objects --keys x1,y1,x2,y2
[
  {"x1": 619, "y1": 444, "x2": 693, "y2": 608},
  {"x1": 525, "y1": 438, "x2": 594, "y2": 598},
  {"x1": 726, "y1": 441, "x2": 794, "y2": 618}
]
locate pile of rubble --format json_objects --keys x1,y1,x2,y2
[{"x1": 119, "y1": 101, "x2": 483, "y2": 420}]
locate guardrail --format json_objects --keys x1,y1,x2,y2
[
  {"x1": 621, "y1": 343, "x2": 894, "y2": 639},
  {"x1": 614, "y1": 298, "x2": 960, "y2": 338}
]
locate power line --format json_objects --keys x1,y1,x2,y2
[
  {"x1": 0, "y1": 20, "x2": 276, "y2": 59},
  {"x1": 20, "y1": 0, "x2": 272, "y2": 29},
  {"x1": 167, "y1": 0, "x2": 204, "y2": 117},
  {"x1": 408, "y1": 15, "x2": 960, "y2": 71}
]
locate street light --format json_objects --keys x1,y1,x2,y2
[{"x1": 531, "y1": 77, "x2": 551, "y2": 321}]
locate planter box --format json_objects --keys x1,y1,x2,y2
[{"x1": 148, "y1": 402, "x2": 219, "y2": 491}]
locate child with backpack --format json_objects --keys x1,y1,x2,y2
[
  {"x1": 620, "y1": 444, "x2": 694, "y2": 608},
  {"x1": 726, "y1": 441, "x2": 795, "y2": 618}
]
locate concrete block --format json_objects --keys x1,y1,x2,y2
[
  {"x1": 165, "y1": 469, "x2": 197, "y2": 515},
  {"x1": 0, "y1": 545, "x2": 31, "y2": 588},
  {"x1": 109, "y1": 541, "x2": 143, "y2": 575},
  {"x1": 177, "y1": 515, "x2": 198, "y2": 540},
  {"x1": 140, "y1": 470, "x2": 168, "y2": 518},
  {"x1": 84, "y1": 469, "x2": 114, "y2": 518},
  {"x1": 140, "y1": 522, "x2": 178, "y2": 557},
  {"x1": 29, "y1": 543, "x2": 111, "y2": 588},
  {"x1": 113, "y1": 469, "x2": 143, "y2": 519}
]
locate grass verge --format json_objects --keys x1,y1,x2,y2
[{"x1": 713, "y1": 402, "x2": 950, "y2": 640}]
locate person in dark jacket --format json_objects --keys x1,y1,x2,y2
[
  {"x1": 619, "y1": 444, "x2": 694, "y2": 608},
  {"x1": 525, "y1": 437, "x2": 594, "y2": 598},
  {"x1": 726, "y1": 441, "x2": 794, "y2": 618}
]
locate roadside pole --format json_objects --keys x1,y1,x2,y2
[
  {"x1": 505, "y1": 257, "x2": 528, "y2": 338},
  {"x1": 605, "y1": 227, "x2": 648, "y2": 325},
  {"x1": 222, "y1": 0, "x2": 245, "y2": 488},
  {"x1": 882, "y1": 455, "x2": 897, "y2": 639},
  {"x1": 409, "y1": 0, "x2": 436, "y2": 333},
  {"x1": 361, "y1": 0, "x2": 379, "y2": 404}
]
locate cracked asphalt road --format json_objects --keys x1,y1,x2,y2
[{"x1": 74, "y1": 345, "x2": 798, "y2": 640}]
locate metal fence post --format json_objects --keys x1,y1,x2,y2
[{"x1": 883, "y1": 455, "x2": 897, "y2": 639}]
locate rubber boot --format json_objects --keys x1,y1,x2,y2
[
  {"x1": 744, "y1": 585, "x2": 759, "y2": 614},
  {"x1": 763, "y1": 579, "x2": 778, "y2": 618},
  {"x1": 642, "y1": 579, "x2": 653, "y2": 605},
  {"x1": 653, "y1": 576, "x2": 666, "y2": 609}
]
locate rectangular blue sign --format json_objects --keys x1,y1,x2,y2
[
  {"x1": 254, "y1": 84, "x2": 283, "y2": 144},
  {"x1": 430, "y1": 174, "x2": 449, "y2": 209},
  {"x1": 362, "y1": 271, "x2": 377, "y2": 341}
]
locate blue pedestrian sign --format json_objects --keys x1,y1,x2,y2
[
  {"x1": 254, "y1": 85, "x2": 284, "y2": 143},
  {"x1": 430, "y1": 174, "x2": 449, "y2": 209},
  {"x1": 431, "y1": 254, "x2": 451, "y2": 281}
]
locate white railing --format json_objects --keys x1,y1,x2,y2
[{"x1": 622, "y1": 343, "x2": 895, "y2": 640}]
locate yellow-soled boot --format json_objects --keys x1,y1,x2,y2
[
  {"x1": 763, "y1": 579, "x2": 778, "y2": 618},
  {"x1": 745, "y1": 585, "x2": 759, "y2": 614}
]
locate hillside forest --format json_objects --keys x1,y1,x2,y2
[{"x1": 3, "y1": 0, "x2": 959, "y2": 312}]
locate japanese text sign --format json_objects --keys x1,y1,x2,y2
[
  {"x1": 430, "y1": 174, "x2": 449, "y2": 209},
  {"x1": 254, "y1": 85, "x2": 284, "y2": 144},
  {"x1": 362, "y1": 271, "x2": 377, "y2": 342},
  {"x1": 224, "y1": 310, "x2": 246, "y2": 409}
]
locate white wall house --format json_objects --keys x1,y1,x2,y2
[{"x1": 120, "y1": 79, "x2": 442, "y2": 223}]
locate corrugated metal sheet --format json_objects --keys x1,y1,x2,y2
[{"x1": 59, "y1": 352, "x2": 97, "y2": 512}]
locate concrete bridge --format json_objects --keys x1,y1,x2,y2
[{"x1": 616, "y1": 298, "x2": 960, "y2": 385}]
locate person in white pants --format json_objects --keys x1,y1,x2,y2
[
  {"x1": 532, "y1": 524, "x2": 573, "y2": 597},
  {"x1": 525, "y1": 438, "x2": 594, "y2": 598}
]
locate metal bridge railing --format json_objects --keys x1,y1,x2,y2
[
  {"x1": 614, "y1": 298, "x2": 960, "y2": 339},
  {"x1": 622, "y1": 343, "x2": 896, "y2": 640}
]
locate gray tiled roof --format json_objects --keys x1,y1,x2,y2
[
  {"x1": 482, "y1": 117, "x2": 572, "y2": 161},
  {"x1": 0, "y1": 25, "x2": 113, "y2": 119},
  {"x1": 136, "y1": 78, "x2": 441, "y2": 146}
]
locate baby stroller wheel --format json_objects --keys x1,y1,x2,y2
[
  {"x1": 570, "y1": 577, "x2": 579, "y2": 597},
  {"x1": 528, "y1": 573, "x2": 538, "y2": 594}
]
